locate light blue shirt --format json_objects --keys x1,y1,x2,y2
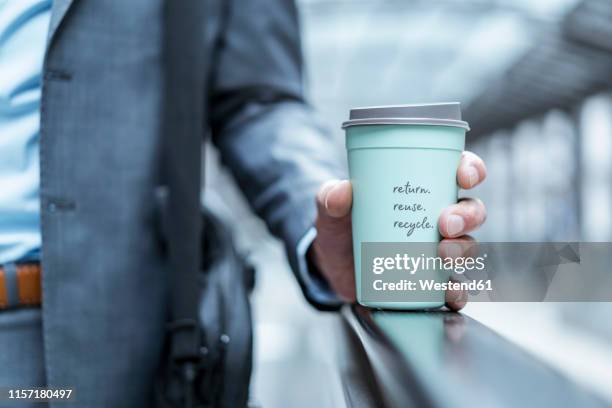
[{"x1": 0, "y1": 0, "x2": 51, "y2": 264}]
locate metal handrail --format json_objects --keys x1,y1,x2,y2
[{"x1": 336, "y1": 305, "x2": 609, "y2": 408}]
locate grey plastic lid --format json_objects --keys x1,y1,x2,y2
[{"x1": 342, "y1": 102, "x2": 470, "y2": 131}]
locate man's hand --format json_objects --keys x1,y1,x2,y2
[{"x1": 310, "y1": 151, "x2": 487, "y2": 311}]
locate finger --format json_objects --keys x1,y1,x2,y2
[
  {"x1": 445, "y1": 287, "x2": 468, "y2": 311},
  {"x1": 457, "y1": 151, "x2": 487, "y2": 190},
  {"x1": 438, "y1": 235, "x2": 479, "y2": 259},
  {"x1": 335, "y1": 273, "x2": 357, "y2": 302},
  {"x1": 316, "y1": 179, "x2": 352, "y2": 218},
  {"x1": 438, "y1": 198, "x2": 487, "y2": 238}
]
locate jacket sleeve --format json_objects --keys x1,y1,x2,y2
[{"x1": 208, "y1": 0, "x2": 344, "y2": 310}]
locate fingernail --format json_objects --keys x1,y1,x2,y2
[
  {"x1": 318, "y1": 180, "x2": 340, "y2": 207},
  {"x1": 466, "y1": 165, "x2": 479, "y2": 188},
  {"x1": 326, "y1": 180, "x2": 349, "y2": 210},
  {"x1": 446, "y1": 215, "x2": 464, "y2": 237}
]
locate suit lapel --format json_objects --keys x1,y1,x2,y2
[{"x1": 47, "y1": 0, "x2": 76, "y2": 45}]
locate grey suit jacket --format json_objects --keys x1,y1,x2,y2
[{"x1": 41, "y1": 0, "x2": 341, "y2": 406}]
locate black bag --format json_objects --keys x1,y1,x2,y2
[{"x1": 157, "y1": 206, "x2": 256, "y2": 408}]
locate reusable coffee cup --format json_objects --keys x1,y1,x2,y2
[{"x1": 343, "y1": 103, "x2": 469, "y2": 310}]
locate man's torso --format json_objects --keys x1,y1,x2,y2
[{"x1": 11, "y1": 1, "x2": 221, "y2": 406}]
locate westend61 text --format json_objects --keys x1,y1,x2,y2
[{"x1": 372, "y1": 279, "x2": 493, "y2": 292}]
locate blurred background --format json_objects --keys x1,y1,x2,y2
[{"x1": 204, "y1": 0, "x2": 612, "y2": 406}]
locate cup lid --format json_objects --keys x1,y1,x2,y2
[{"x1": 342, "y1": 102, "x2": 470, "y2": 130}]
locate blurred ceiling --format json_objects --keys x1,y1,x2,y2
[
  {"x1": 465, "y1": 0, "x2": 612, "y2": 138},
  {"x1": 298, "y1": 0, "x2": 611, "y2": 139}
]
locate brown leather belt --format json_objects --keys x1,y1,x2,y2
[{"x1": 0, "y1": 263, "x2": 42, "y2": 309}]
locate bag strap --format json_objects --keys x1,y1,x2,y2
[
  {"x1": 161, "y1": 1, "x2": 237, "y2": 405},
  {"x1": 163, "y1": 0, "x2": 205, "y2": 368}
]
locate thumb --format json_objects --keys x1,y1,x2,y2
[{"x1": 316, "y1": 180, "x2": 352, "y2": 218}]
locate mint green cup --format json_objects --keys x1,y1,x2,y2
[{"x1": 343, "y1": 103, "x2": 469, "y2": 310}]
